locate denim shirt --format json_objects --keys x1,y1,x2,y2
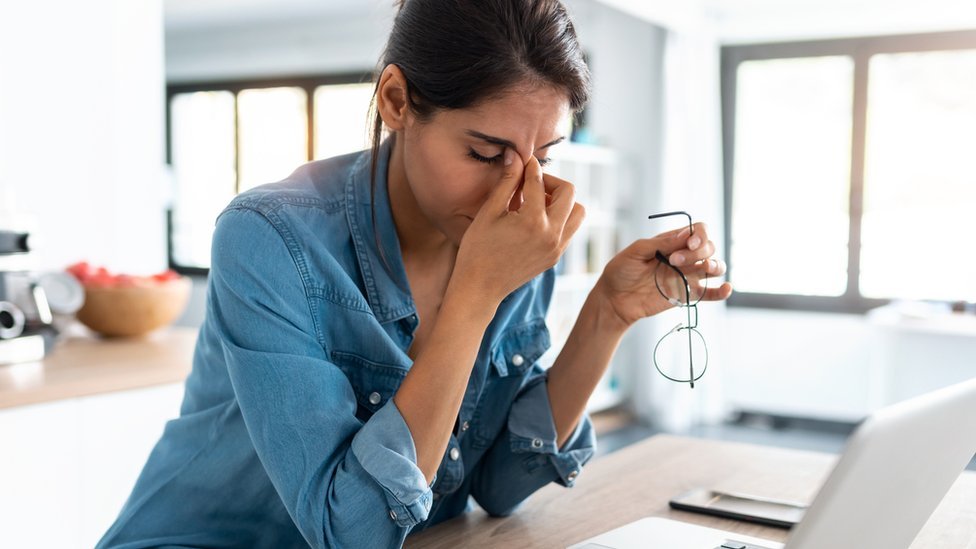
[{"x1": 96, "y1": 137, "x2": 596, "y2": 549}]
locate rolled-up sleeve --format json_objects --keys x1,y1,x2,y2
[
  {"x1": 211, "y1": 207, "x2": 431, "y2": 548},
  {"x1": 350, "y1": 399, "x2": 435, "y2": 527},
  {"x1": 470, "y1": 369, "x2": 596, "y2": 517}
]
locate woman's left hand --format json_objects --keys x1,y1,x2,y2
[{"x1": 593, "y1": 222, "x2": 733, "y2": 329}]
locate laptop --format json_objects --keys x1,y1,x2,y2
[{"x1": 568, "y1": 377, "x2": 976, "y2": 549}]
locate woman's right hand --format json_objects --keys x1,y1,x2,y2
[{"x1": 449, "y1": 148, "x2": 586, "y2": 306}]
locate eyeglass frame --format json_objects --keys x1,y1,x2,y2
[{"x1": 647, "y1": 211, "x2": 709, "y2": 389}]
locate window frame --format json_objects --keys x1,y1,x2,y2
[
  {"x1": 165, "y1": 72, "x2": 375, "y2": 275},
  {"x1": 721, "y1": 30, "x2": 976, "y2": 313}
]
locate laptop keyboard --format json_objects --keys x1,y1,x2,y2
[{"x1": 714, "y1": 541, "x2": 778, "y2": 549}]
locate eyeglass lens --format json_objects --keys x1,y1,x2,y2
[
  {"x1": 654, "y1": 324, "x2": 708, "y2": 383},
  {"x1": 654, "y1": 260, "x2": 708, "y2": 306}
]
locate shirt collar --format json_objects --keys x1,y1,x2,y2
[{"x1": 345, "y1": 136, "x2": 417, "y2": 323}]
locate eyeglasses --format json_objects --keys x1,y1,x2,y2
[{"x1": 648, "y1": 211, "x2": 709, "y2": 389}]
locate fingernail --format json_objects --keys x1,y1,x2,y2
[
  {"x1": 709, "y1": 259, "x2": 717, "y2": 271},
  {"x1": 674, "y1": 227, "x2": 690, "y2": 240},
  {"x1": 688, "y1": 235, "x2": 701, "y2": 250},
  {"x1": 504, "y1": 148, "x2": 514, "y2": 166},
  {"x1": 670, "y1": 252, "x2": 684, "y2": 266}
]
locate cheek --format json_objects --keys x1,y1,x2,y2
[
  {"x1": 411, "y1": 158, "x2": 494, "y2": 212},
  {"x1": 401, "y1": 134, "x2": 503, "y2": 219}
]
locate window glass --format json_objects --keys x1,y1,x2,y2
[
  {"x1": 237, "y1": 87, "x2": 308, "y2": 192},
  {"x1": 313, "y1": 83, "x2": 375, "y2": 159},
  {"x1": 731, "y1": 56, "x2": 855, "y2": 296},
  {"x1": 861, "y1": 49, "x2": 976, "y2": 301},
  {"x1": 169, "y1": 91, "x2": 236, "y2": 269}
]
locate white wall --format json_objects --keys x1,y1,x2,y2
[
  {"x1": 705, "y1": 0, "x2": 976, "y2": 44},
  {"x1": 0, "y1": 0, "x2": 167, "y2": 274},
  {"x1": 165, "y1": 9, "x2": 391, "y2": 83},
  {"x1": 568, "y1": 2, "x2": 698, "y2": 429}
]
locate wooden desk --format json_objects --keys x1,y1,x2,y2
[
  {"x1": 406, "y1": 434, "x2": 976, "y2": 548},
  {"x1": 0, "y1": 326, "x2": 196, "y2": 409}
]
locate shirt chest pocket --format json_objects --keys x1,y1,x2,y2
[
  {"x1": 488, "y1": 318, "x2": 552, "y2": 378},
  {"x1": 468, "y1": 319, "x2": 552, "y2": 451},
  {"x1": 330, "y1": 350, "x2": 409, "y2": 420}
]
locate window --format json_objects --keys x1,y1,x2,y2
[
  {"x1": 166, "y1": 74, "x2": 375, "y2": 272},
  {"x1": 722, "y1": 31, "x2": 976, "y2": 312}
]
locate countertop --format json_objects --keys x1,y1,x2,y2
[{"x1": 0, "y1": 326, "x2": 197, "y2": 410}]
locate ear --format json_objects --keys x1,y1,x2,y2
[{"x1": 376, "y1": 64, "x2": 412, "y2": 132}]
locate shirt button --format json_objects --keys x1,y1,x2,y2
[
  {"x1": 511, "y1": 353, "x2": 525, "y2": 367},
  {"x1": 567, "y1": 470, "x2": 579, "y2": 482},
  {"x1": 460, "y1": 420, "x2": 470, "y2": 432},
  {"x1": 531, "y1": 438, "x2": 543, "y2": 449},
  {"x1": 389, "y1": 509, "x2": 398, "y2": 521},
  {"x1": 369, "y1": 392, "x2": 381, "y2": 405},
  {"x1": 449, "y1": 447, "x2": 460, "y2": 461}
]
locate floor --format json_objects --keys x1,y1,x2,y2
[{"x1": 592, "y1": 407, "x2": 976, "y2": 471}]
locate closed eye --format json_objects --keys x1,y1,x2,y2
[
  {"x1": 466, "y1": 149, "x2": 498, "y2": 164},
  {"x1": 466, "y1": 148, "x2": 553, "y2": 167}
]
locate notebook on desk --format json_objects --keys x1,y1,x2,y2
[{"x1": 569, "y1": 378, "x2": 976, "y2": 549}]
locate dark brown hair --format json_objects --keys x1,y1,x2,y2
[{"x1": 367, "y1": 0, "x2": 591, "y2": 196}]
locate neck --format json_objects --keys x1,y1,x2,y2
[{"x1": 386, "y1": 133, "x2": 457, "y2": 261}]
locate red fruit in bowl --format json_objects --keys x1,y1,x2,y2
[
  {"x1": 66, "y1": 261, "x2": 95, "y2": 284},
  {"x1": 114, "y1": 274, "x2": 139, "y2": 287},
  {"x1": 151, "y1": 270, "x2": 181, "y2": 283},
  {"x1": 66, "y1": 262, "x2": 187, "y2": 290},
  {"x1": 88, "y1": 273, "x2": 116, "y2": 288},
  {"x1": 67, "y1": 262, "x2": 191, "y2": 337}
]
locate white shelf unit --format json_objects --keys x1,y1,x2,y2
[{"x1": 539, "y1": 142, "x2": 632, "y2": 413}]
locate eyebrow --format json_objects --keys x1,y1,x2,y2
[{"x1": 464, "y1": 130, "x2": 565, "y2": 151}]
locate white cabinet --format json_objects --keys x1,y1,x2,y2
[
  {"x1": 724, "y1": 305, "x2": 976, "y2": 422},
  {"x1": 0, "y1": 383, "x2": 184, "y2": 549},
  {"x1": 865, "y1": 304, "x2": 976, "y2": 410},
  {"x1": 0, "y1": 398, "x2": 83, "y2": 549}
]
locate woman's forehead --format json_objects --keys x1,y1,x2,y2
[{"x1": 438, "y1": 89, "x2": 571, "y2": 144}]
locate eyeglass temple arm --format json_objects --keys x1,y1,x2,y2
[{"x1": 647, "y1": 211, "x2": 694, "y2": 236}]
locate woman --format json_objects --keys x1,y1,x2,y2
[{"x1": 98, "y1": 1, "x2": 731, "y2": 547}]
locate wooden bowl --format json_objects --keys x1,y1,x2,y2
[{"x1": 75, "y1": 276, "x2": 192, "y2": 337}]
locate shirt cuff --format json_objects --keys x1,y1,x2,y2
[
  {"x1": 350, "y1": 398, "x2": 434, "y2": 527},
  {"x1": 507, "y1": 374, "x2": 596, "y2": 487}
]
